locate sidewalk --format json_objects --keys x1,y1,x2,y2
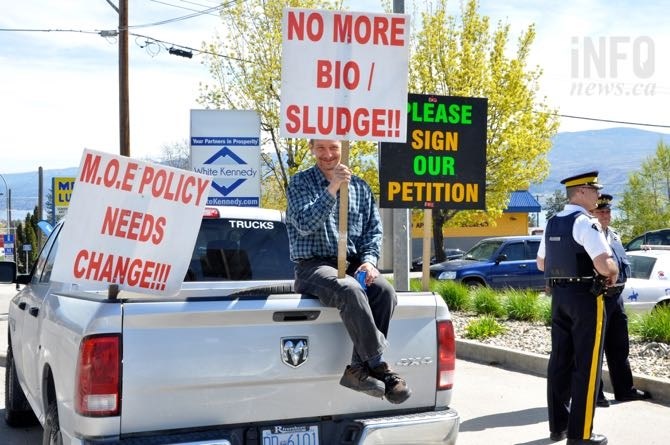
[{"x1": 456, "y1": 338, "x2": 670, "y2": 405}]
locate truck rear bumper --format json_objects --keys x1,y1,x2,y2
[
  {"x1": 356, "y1": 408, "x2": 459, "y2": 445},
  {"x1": 77, "y1": 408, "x2": 459, "y2": 445}
]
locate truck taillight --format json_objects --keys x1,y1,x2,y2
[
  {"x1": 437, "y1": 320, "x2": 455, "y2": 390},
  {"x1": 75, "y1": 334, "x2": 121, "y2": 417},
  {"x1": 203, "y1": 207, "x2": 220, "y2": 218}
]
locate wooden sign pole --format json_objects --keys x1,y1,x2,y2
[{"x1": 337, "y1": 140, "x2": 350, "y2": 278}]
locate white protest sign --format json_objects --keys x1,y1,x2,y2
[
  {"x1": 280, "y1": 8, "x2": 410, "y2": 142},
  {"x1": 51, "y1": 149, "x2": 211, "y2": 296}
]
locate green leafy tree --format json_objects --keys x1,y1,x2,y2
[
  {"x1": 198, "y1": 0, "x2": 379, "y2": 208},
  {"x1": 408, "y1": 0, "x2": 558, "y2": 261},
  {"x1": 198, "y1": 0, "x2": 558, "y2": 252},
  {"x1": 617, "y1": 141, "x2": 670, "y2": 240},
  {"x1": 544, "y1": 189, "x2": 567, "y2": 221}
]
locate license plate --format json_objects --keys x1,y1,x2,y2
[{"x1": 261, "y1": 424, "x2": 319, "y2": 445}]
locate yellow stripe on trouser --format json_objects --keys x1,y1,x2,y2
[{"x1": 583, "y1": 294, "x2": 605, "y2": 439}]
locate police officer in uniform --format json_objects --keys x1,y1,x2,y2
[
  {"x1": 593, "y1": 193, "x2": 652, "y2": 406},
  {"x1": 537, "y1": 171, "x2": 618, "y2": 445}
]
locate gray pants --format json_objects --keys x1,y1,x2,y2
[{"x1": 295, "y1": 258, "x2": 397, "y2": 364}]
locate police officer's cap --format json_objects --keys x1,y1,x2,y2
[
  {"x1": 596, "y1": 193, "x2": 613, "y2": 209},
  {"x1": 560, "y1": 170, "x2": 603, "y2": 189}
]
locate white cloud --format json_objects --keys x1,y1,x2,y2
[
  {"x1": 1, "y1": 0, "x2": 669, "y2": 175},
  {"x1": 1, "y1": 0, "x2": 215, "y2": 173}
]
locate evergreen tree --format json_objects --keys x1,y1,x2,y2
[
  {"x1": 617, "y1": 141, "x2": 670, "y2": 241},
  {"x1": 544, "y1": 190, "x2": 568, "y2": 221}
]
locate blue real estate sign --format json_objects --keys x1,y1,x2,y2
[
  {"x1": 190, "y1": 110, "x2": 261, "y2": 207},
  {"x1": 3, "y1": 234, "x2": 14, "y2": 260}
]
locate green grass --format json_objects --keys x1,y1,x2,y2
[
  {"x1": 405, "y1": 279, "x2": 670, "y2": 344},
  {"x1": 470, "y1": 286, "x2": 506, "y2": 317},
  {"x1": 464, "y1": 315, "x2": 507, "y2": 340},
  {"x1": 436, "y1": 280, "x2": 471, "y2": 311},
  {"x1": 629, "y1": 305, "x2": 670, "y2": 343},
  {"x1": 408, "y1": 277, "x2": 435, "y2": 292},
  {"x1": 502, "y1": 289, "x2": 542, "y2": 322},
  {"x1": 538, "y1": 295, "x2": 553, "y2": 326}
]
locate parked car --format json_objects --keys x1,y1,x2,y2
[
  {"x1": 621, "y1": 247, "x2": 670, "y2": 313},
  {"x1": 411, "y1": 248, "x2": 466, "y2": 271},
  {"x1": 625, "y1": 228, "x2": 670, "y2": 251},
  {"x1": 429, "y1": 236, "x2": 543, "y2": 290}
]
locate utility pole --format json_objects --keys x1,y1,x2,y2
[
  {"x1": 38, "y1": 167, "x2": 44, "y2": 250},
  {"x1": 0, "y1": 174, "x2": 9, "y2": 237},
  {"x1": 119, "y1": 0, "x2": 130, "y2": 157},
  {"x1": 391, "y1": 0, "x2": 410, "y2": 291},
  {"x1": 104, "y1": 0, "x2": 130, "y2": 157}
]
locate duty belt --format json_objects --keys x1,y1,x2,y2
[{"x1": 548, "y1": 277, "x2": 594, "y2": 286}]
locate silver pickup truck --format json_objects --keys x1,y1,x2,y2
[{"x1": 1, "y1": 206, "x2": 459, "y2": 445}]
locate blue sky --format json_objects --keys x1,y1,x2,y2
[{"x1": 1, "y1": 0, "x2": 668, "y2": 174}]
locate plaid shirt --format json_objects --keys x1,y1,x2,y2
[{"x1": 286, "y1": 166, "x2": 382, "y2": 266}]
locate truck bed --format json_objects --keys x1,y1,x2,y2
[{"x1": 120, "y1": 290, "x2": 451, "y2": 434}]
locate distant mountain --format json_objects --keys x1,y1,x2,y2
[
  {"x1": 3, "y1": 127, "x2": 670, "y2": 218},
  {"x1": 2, "y1": 167, "x2": 78, "y2": 220},
  {"x1": 530, "y1": 127, "x2": 670, "y2": 198}
]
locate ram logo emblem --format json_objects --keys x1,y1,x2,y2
[{"x1": 281, "y1": 337, "x2": 309, "y2": 368}]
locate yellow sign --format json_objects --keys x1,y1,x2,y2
[{"x1": 53, "y1": 177, "x2": 76, "y2": 220}]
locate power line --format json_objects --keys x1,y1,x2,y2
[
  {"x1": 130, "y1": 0, "x2": 237, "y2": 28},
  {"x1": 2, "y1": 27, "x2": 670, "y2": 130},
  {"x1": 147, "y1": 0, "x2": 224, "y2": 17},
  {"x1": 0, "y1": 28, "x2": 99, "y2": 34},
  {"x1": 553, "y1": 113, "x2": 670, "y2": 129},
  {"x1": 129, "y1": 32, "x2": 244, "y2": 61},
  {"x1": 0, "y1": 26, "x2": 243, "y2": 61}
]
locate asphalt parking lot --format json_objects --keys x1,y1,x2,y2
[{"x1": 1, "y1": 282, "x2": 669, "y2": 444}]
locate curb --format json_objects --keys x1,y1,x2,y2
[{"x1": 456, "y1": 339, "x2": 670, "y2": 406}]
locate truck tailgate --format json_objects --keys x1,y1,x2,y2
[{"x1": 120, "y1": 292, "x2": 443, "y2": 433}]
